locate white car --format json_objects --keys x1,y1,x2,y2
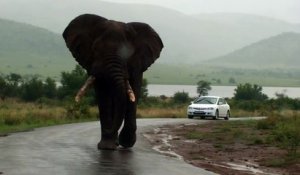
[{"x1": 187, "y1": 96, "x2": 230, "y2": 120}]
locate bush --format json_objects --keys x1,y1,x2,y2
[
  {"x1": 272, "y1": 116, "x2": 300, "y2": 157},
  {"x1": 268, "y1": 97, "x2": 300, "y2": 111},
  {"x1": 139, "y1": 78, "x2": 149, "y2": 102},
  {"x1": 138, "y1": 96, "x2": 168, "y2": 108},
  {"x1": 258, "y1": 114, "x2": 300, "y2": 158},
  {"x1": 173, "y1": 91, "x2": 190, "y2": 104},
  {"x1": 234, "y1": 83, "x2": 268, "y2": 101},
  {"x1": 257, "y1": 115, "x2": 279, "y2": 130},
  {"x1": 3, "y1": 114, "x2": 22, "y2": 125},
  {"x1": 65, "y1": 99, "x2": 91, "y2": 119}
]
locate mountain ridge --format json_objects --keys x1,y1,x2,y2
[
  {"x1": 0, "y1": 18, "x2": 72, "y2": 78},
  {"x1": 0, "y1": 0, "x2": 299, "y2": 63},
  {"x1": 204, "y1": 32, "x2": 300, "y2": 68}
]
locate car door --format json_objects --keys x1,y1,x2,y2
[{"x1": 218, "y1": 98, "x2": 226, "y2": 116}]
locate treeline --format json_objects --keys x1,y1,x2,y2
[
  {"x1": 0, "y1": 65, "x2": 90, "y2": 102},
  {"x1": 229, "y1": 83, "x2": 300, "y2": 111},
  {"x1": 1, "y1": 65, "x2": 300, "y2": 112},
  {"x1": 148, "y1": 81, "x2": 300, "y2": 112}
]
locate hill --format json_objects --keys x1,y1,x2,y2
[
  {"x1": 0, "y1": 0, "x2": 299, "y2": 64},
  {"x1": 0, "y1": 19, "x2": 299, "y2": 86},
  {"x1": 0, "y1": 19, "x2": 73, "y2": 78},
  {"x1": 204, "y1": 32, "x2": 300, "y2": 69}
]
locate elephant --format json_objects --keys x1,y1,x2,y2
[{"x1": 62, "y1": 14, "x2": 163, "y2": 150}]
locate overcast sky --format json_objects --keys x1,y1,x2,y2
[{"x1": 103, "y1": 0, "x2": 300, "y2": 23}]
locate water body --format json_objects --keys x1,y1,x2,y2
[{"x1": 148, "y1": 84, "x2": 300, "y2": 98}]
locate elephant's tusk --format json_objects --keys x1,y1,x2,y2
[
  {"x1": 127, "y1": 81, "x2": 136, "y2": 102},
  {"x1": 75, "y1": 76, "x2": 96, "y2": 103},
  {"x1": 128, "y1": 89, "x2": 136, "y2": 102},
  {"x1": 76, "y1": 76, "x2": 135, "y2": 103}
]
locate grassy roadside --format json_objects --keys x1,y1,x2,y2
[
  {"x1": 0, "y1": 99, "x2": 97, "y2": 135},
  {"x1": 1, "y1": 98, "x2": 299, "y2": 139},
  {"x1": 182, "y1": 113, "x2": 300, "y2": 167},
  {"x1": 0, "y1": 99, "x2": 185, "y2": 134},
  {"x1": 0, "y1": 99, "x2": 260, "y2": 135}
]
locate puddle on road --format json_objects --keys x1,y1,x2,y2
[
  {"x1": 152, "y1": 134, "x2": 183, "y2": 160},
  {"x1": 225, "y1": 162, "x2": 280, "y2": 175},
  {"x1": 226, "y1": 162, "x2": 264, "y2": 174},
  {"x1": 143, "y1": 128, "x2": 183, "y2": 160}
]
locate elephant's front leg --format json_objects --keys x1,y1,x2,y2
[
  {"x1": 95, "y1": 82, "x2": 126, "y2": 150},
  {"x1": 97, "y1": 100, "x2": 118, "y2": 150},
  {"x1": 97, "y1": 100, "x2": 126, "y2": 150}
]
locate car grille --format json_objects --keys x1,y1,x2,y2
[
  {"x1": 194, "y1": 111, "x2": 205, "y2": 115},
  {"x1": 194, "y1": 107, "x2": 210, "y2": 110}
]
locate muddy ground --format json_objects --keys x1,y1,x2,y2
[{"x1": 144, "y1": 121, "x2": 300, "y2": 175}]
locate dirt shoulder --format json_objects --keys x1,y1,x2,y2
[{"x1": 144, "y1": 120, "x2": 300, "y2": 175}]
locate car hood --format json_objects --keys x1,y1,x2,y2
[{"x1": 189, "y1": 104, "x2": 217, "y2": 108}]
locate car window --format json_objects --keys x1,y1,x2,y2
[
  {"x1": 218, "y1": 98, "x2": 225, "y2": 105},
  {"x1": 194, "y1": 97, "x2": 217, "y2": 104}
]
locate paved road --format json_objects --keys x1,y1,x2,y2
[{"x1": 0, "y1": 119, "x2": 216, "y2": 175}]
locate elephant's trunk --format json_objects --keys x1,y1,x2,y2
[
  {"x1": 93, "y1": 54, "x2": 128, "y2": 149},
  {"x1": 102, "y1": 54, "x2": 127, "y2": 93}
]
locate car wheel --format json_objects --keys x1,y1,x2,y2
[
  {"x1": 188, "y1": 115, "x2": 194, "y2": 119},
  {"x1": 213, "y1": 110, "x2": 219, "y2": 120},
  {"x1": 225, "y1": 111, "x2": 230, "y2": 120}
]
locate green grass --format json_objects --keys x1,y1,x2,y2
[
  {"x1": 186, "y1": 130, "x2": 205, "y2": 140},
  {"x1": 0, "y1": 99, "x2": 99, "y2": 135},
  {"x1": 0, "y1": 97, "x2": 264, "y2": 135}
]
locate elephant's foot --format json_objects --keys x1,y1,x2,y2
[
  {"x1": 118, "y1": 128, "x2": 136, "y2": 148},
  {"x1": 97, "y1": 139, "x2": 118, "y2": 150}
]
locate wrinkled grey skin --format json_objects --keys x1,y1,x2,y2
[{"x1": 62, "y1": 14, "x2": 163, "y2": 150}]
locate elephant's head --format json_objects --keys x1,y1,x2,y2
[
  {"x1": 63, "y1": 14, "x2": 163, "y2": 94},
  {"x1": 62, "y1": 14, "x2": 163, "y2": 150}
]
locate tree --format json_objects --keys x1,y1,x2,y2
[
  {"x1": 140, "y1": 78, "x2": 148, "y2": 102},
  {"x1": 0, "y1": 75, "x2": 8, "y2": 100},
  {"x1": 234, "y1": 83, "x2": 268, "y2": 101},
  {"x1": 6, "y1": 73, "x2": 22, "y2": 85},
  {"x1": 5, "y1": 73, "x2": 23, "y2": 98},
  {"x1": 229, "y1": 77, "x2": 236, "y2": 84},
  {"x1": 58, "y1": 65, "x2": 88, "y2": 99},
  {"x1": 21, "y1": 77, "x2": 44, "y2": 101},
  {"x1": 43, "y1": 77, "x2": 57, "y2": 98},
  {"x1": 197, "y1": 80, "x2": 211, "y2": 96}
]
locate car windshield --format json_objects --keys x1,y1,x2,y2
[{"x1": 194, "y1": 97, "x2": 218, "y2": 104}]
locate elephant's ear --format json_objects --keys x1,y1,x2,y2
[
  {"x1": 127, "y1": 22, "x2": 163, "y2": 72},
  {"x1": 62, "y1": 14, "x2": 107, "y2": 70}
]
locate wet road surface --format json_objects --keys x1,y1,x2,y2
[{"x1": 0, "y1": 119, "x2": 216, "y2": 175}]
